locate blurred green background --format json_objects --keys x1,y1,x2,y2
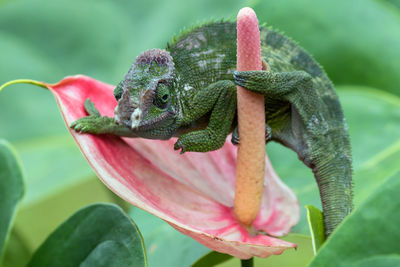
[{"x1": 1, "y1": 0, "x2": 400, "y2": 266}]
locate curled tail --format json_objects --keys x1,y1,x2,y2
[{"x1": 310, "y1": 130, "x2": 353, "y2": 236}]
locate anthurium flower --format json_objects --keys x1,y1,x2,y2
[{"x1": 6, "y1": 75, "x2": 299, "y2": 259}]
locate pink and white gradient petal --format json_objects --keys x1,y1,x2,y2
[{"x1": 45, "y1": 75, "x2": 299, "y2": 259}]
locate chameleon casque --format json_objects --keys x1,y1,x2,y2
[{"x1": 71, "y1": 21, "x2": 353, "y2": 236}]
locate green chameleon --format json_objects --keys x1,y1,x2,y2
[{"x1": 71, "y1": 21, "x2": 353, "y2": 236}]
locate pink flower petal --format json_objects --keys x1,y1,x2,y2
[{"x1": 45, "y1": 75, "x2": 299, "y2": 259}]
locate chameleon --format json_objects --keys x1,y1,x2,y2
[{"x1": 70, "y1": 21, "x2": 353, "y2": 236}]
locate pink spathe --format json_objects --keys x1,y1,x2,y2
[{"x1": 44, "y1": 75, "x2": 299, "y2": 259}]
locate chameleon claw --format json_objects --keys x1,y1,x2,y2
[
  {"x1": 231, "y1": 135, "x2": 239, "y2": 145},
  {"x1": 231, "y1": 127, "x2": 240, "y2": 145},
  {"x1": 173, "y1": 141, "x2": 186, "y2": 154},
  {"x1": 233, "y1": 71, "x2": 248, "y2": 87}
]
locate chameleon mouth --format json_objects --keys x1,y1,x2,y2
[
  {"x1": 129, "y1": 89, "x2": 175, "y2": 132},
  {"x1": 129, "y1": 89, "x2": 154, "y2": 129},
  {"x1": 132, "y1": 109, "x2": 175, "y2": 132}
]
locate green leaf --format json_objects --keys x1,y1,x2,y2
[
  {"x1": 252, "y1": 0, "x2": 400, "y2": 95},
  {"x1": 353, "y1": 255, "x2": 400, "y2": 267},
  {"x1": 309, "y1": 171, "x2": 400, "y2": 267},
  {"x1": 0, "y1": 229, "x2": 31, "y2": 267},
  {"x1": 268, "y1": 87, "x2": 400, "y2": 234},
  {"x1": 305, "y1": 205, "x2": 325, "y2": 254},
  {"x1": 338, "y1": 87, "x2": 400, "y2": 207},
  {"x1": 384, "y1": 0, "x2": 400, "y2": 10},
  {"x1": 191, "y1": 251, "x2": 232, "y2": 267},
  {"x1": 28, "y1": 203, "x2": 147, "y2": 267},
  {"x1": 14, "y1": 177, "x2": 119, "y2": 253},
  {"x1": 0, "y1": 140, "x2": 24, "y2": 263},
  {"x1": 129, "y1": 207, "x2": 210, "y2": 267}
]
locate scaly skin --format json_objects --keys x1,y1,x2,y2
[{"x1": 71, "y1": 21, "x2": 353, "y2": 236}]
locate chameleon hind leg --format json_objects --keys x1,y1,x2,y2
[
  {"x1": 234, "y1": 70, "x2": 353, "y2": 237},
  {"x1": 70, "y1": 99, "x2": 134, "y2": 136},
  {"x1": 174, "y1": 80, "x2": 237, "y2": 153}
]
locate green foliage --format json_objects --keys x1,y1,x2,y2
[
  {"x1": 253, "y1": 0, "x2": 400, "y2": 95},
  {"x1": 0, "y1": 140, "x2": 24, "y2": 264},
  {"x1": 305, "y1": 205, "x2": 325, "y2": 254},
  {"x1": 28, "y1": 204, "x2": 147, "y2": 267},
  {"x1": 309, "y1": 171, "x2": 400, "y2": 267},
  {"x1": 385, "y1": 0, "x2": 400, "y2": 9},
  {"x1": 192, "y1": 251, "x2": 232, "y2": 267},
  {"x1": 1, "y1": 229, "x2": 31, "y2": 267},
  {"x1": 129, "y1": 207, "x2": 210, "y2": 267}
]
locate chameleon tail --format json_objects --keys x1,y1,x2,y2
[{"x1": 311, "y1": 134, "x2": 353, "y2": 236}]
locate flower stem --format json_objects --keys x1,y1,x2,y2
[
  {"x1": 241, "y1": 258, "x2": 254, "y2": 267},
  {"x1": 0, "y1": 79, "x2": 47, "y2": 92}
]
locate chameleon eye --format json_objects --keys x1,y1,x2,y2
[
  {"x1": 113, "y1": 82, "x2": 124, "y2": 100},
  {"x1": 153, "y1": 83, "x2": 170, "y2": 109}
]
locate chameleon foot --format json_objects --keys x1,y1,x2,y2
[
  {"x1": 70, "y1": 116, "x2": 115, "y2": 134},
  {"x1": 174, "y1": 129, "x2": 225, "y2": 153}
]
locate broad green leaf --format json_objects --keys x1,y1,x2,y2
[
  {"x1": 28, "y1": 203, "x2": 147, "y2": 267},
  {"x1": 14, "y1": 177, "x2": 119, "y2": 252},
  {"x1": 0, "y1": 140, "x2": 24, "y2": 263},
  {"x1": 339, "y1": 87, "x2": 400, "y2": 207},
  {"x1": 192, "y1": 251, "x2": 232, "y2": 267},
  {"x1": 129, "y1": 207, "x2": 209, "y2": 267},
  {"x1": 305, "y1": 205, "x2": 325, "y2": 254},
  {"x1": 309, "y1": 171, "x2": 400, "y2": 267},
  {"x1": 353, "y1": 255, "x2": 400, "y2": 267},
  {"x1": 252, "y1": 0, "x2": 400, "y2": 95},
  {"x1": 384, "y1": 0, "x2": 400, "y2": 9},
  {"x1": 217, "y1": 234, "x2": 313, "y2": 267},
  {"x1": 268, "y1": 87, "x2": 400, "y2": 234},
  {"x1": 1, "y1": 229, "x2": 31, "y2": 267}
]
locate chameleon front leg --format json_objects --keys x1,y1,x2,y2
[
  {"x1": 70, "y1": 99, "x2": 135, "y2": 137},
  {"x1": 174, "y1": 80, "x2": 237, "y2": 153},
  {"x1": 234, "y1": 70, "x2": 353, "y2": 236}
]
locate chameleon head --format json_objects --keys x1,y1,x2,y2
[{"x1": 113, "y1": 49, "x2": 177, "y2": 137}]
